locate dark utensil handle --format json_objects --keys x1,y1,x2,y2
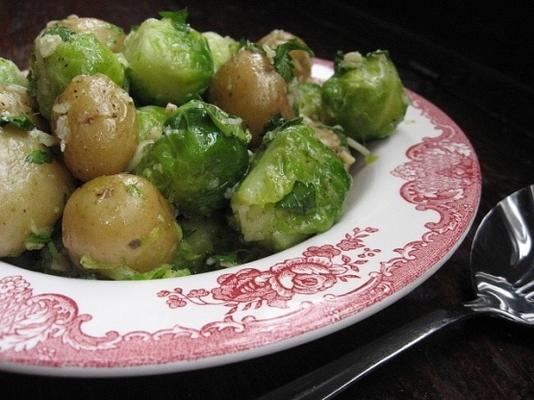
[{"x1": 257, "y1": 306, "x2": 474, "y2": 400}]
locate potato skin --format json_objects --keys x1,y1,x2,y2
[
  {"x1": 62, "y1": 174, "x2": 179, "y2": 273},
  {"x1": 209, "y1": 50, "x2": 293, "y2": 147},
  {"x1": 0, "y1": 126, "x2": 72, "y2": 257},
  {"x1": 258, "y1": 29, "x2": 312, "y2": 82},
  {"x1": 51, "y1": 74, "x2": 137, "y2": 181}
]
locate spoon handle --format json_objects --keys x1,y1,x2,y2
[{"x1": 257, "y1": 305, "x2": 474, "y2": 400}]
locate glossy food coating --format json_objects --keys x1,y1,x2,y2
[
  {"x1": 62, "y1": 174, "x2": 179, "y2": 273},
  {"x1": 0, "y1": 126, "x2": 72, "y2": 257},
  {"x1": 51, "y1": 74, "x2": 137, "y2": 181},
  {"x1": 209, "y1": 50, "x2": 293, "y2": 147}
]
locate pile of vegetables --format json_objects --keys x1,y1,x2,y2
[{"x1": 0, "y1": 10, "x2": 409, "y2": 280}]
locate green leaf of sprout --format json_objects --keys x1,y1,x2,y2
[
  {"x1": 24, "y1": 232, "x2": 52, "y2": 251},
  {"x1": 264, "y1": 115, "x2": 303, "y2": 132},
  {"x1": 24, "y1": 149, "x2": 53, "y2": 165},
  {"x1": 0, "y1": 115, "x2": 35, "y2": 131},
  {"x1": 159, "y1": 9, "x2": 188, "y2": 29},
  {"x1": 80, "y1": 256, "x2": 190, "y2": 280},
  {"x1": 273, "y1": 39, "x2": 313, "y2": 82},
  {"x1": 276, "y1": 181, "x2": 316, "y2": 214}
]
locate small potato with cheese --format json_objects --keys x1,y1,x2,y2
[
  {"x1": 0, "y1": 125, "x2": 72, "y2": 257},
  {"x1": 51, "y1": 74, "x2": 137, "y2": 181},
  {"x1": 62, "y1": 174, "x2": 180, "y2": 275}
]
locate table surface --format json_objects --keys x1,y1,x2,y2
[{"x1": 1, "y1": 1, "x2": 534, "y2": 399}]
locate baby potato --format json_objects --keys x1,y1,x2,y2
[
  {"x1": 209, "y1": 49, "x2": 293, "y2": 147},
  {"x1": 0, "y1": 126, "x2": 72, "y2": 257},
  {"x1": 258, "y1": 29, "x2": 312, "y2": 82},
  {"x1": 51, "y1": 74, "x2": 137, "y2": 181},
  {"x1": 62, "y1": 174, "x2": 180, "y2": 273},
  {"x1": 48, "y1": 15, "x2": 125, "y2": 52}
]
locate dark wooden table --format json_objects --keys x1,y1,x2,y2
[{"x1": 2, "y1": 1, "x2": 534, "y2": 399}]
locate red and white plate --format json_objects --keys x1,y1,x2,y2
[{"x1": 0, "y1": 59, "x2": 481, "y2": 376}]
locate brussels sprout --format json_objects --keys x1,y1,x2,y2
[
  {"x1": 202, "y1": 31, "x2": 239, "y2": 72},
  {"x1": 209, "y1": 49, "x2": 293, "y2": 147},
  {"x1": 291, "y1": 81, "x2": 323, "y2": 120},
  {"x1": 322, "y1": 51, "x2": 409, "y2": 141},
  {"x1": 30, "y1": 24, "x2": 125, "y2": 119},
  {"x1": 0, "y1": 57, "x2": 28, "y2": 87},
  {"x1": 123, "y1": 10, "x2": 214, "y2": 106},
  {"x1": 62, "y1": 174, "x2": 180, "y2": 277},
  {"x1": 136, "y1": 100, "x2": 251, "y2": 216},
  {"x1": 231, "y1": 121, "x2": 351, "y2": 251},
  {"x1": 49, "y1": 15, "x2": 126, "y2": 52},
  {"x1": 174, "y1": 215, "x2": 271, "y2": 272},
  {"x1": 258, "y1": 30, "x2": 313, "y2": 82},
  {"x1": 0, "y1": 125, "x2": 72, "y2": 257},
  {"x1": 173, "y1": 216, "x2": 237, "y2": 272},
  {"x1": 136, "y1": 105, "x2": 167, "y2": 141},
  {"x1": 51, "y1": 74, "x2": 137, "y2": 181}
]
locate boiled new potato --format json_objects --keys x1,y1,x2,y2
[
  {"x1": 51, "y1": 74, "x2": 137, "y2": 181},
  {"x1": 62, "y1": 174, "x2": 180, "y2": 273},
  {"x1": 209, "y1": 49, "x2": 293, "y2": 147},
  {"x1": 0, "y1": 125, "x2": 73, "y2": 257}
]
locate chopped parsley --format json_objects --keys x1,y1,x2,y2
[
  {"x1": 273, "y1": 39, "x2": 313, "y2": 82},
  {"x1": 43, "y1": 24, "x2": 74, "y2": 42},
  {"x1": 125, "y1": 183, "x2": 142, "y2": 198},
  {"x1": 24, "y1": 149, "x2": 53, "y2": 164},
  {"x1": 0, "y1": 115, "x2": 35, "y2": 131},
  {"x1": 24, "y1": 232, "x2": 52, "y2": 251}
]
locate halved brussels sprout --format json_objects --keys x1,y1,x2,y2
[
  {"x1": 322, "y1": 51, "x2": 409, "y2": 141},
  {"x1": 202, "y1": 31, "x2": 239, "y2": 72},
  {"x1": 231, "y1": 121, "x2": 351, "y2": 251},
  {"x1": 30, "y1": 24, "x2": 125, "y2": 119},
  {"x1": 136, "y1": 100, "x2": 251, "y2": 216},
  {"x1": 0, "y1": 57, "x2": 28, "y2": 87},
  {"x1": 47, "y1": 15, "x2": 126, "y2": 52},
  {"x1": 123, "y1": 10, "x2": 214, "y2": 106},
  {"x1": 0, "y1": 125, "x2": 72, "y2": 257},
  {"x1": 62, "y1": 174, "x2": 180, "y2": 276}
]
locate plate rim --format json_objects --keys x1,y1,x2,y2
[{"x1": 0, "y1": 58, "x2": 481, "y2": 376}]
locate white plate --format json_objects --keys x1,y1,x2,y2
[{"x1": 0, "y1": 59, "x2": 481, "y2": 376}]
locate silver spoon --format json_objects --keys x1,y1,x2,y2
[{"x1": 258, "y1": 184, "x2": 534, "y2": 400}]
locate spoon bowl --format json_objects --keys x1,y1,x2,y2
[{"x1": 469, "y1": 185, "x2": 534, "y2": 323}]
